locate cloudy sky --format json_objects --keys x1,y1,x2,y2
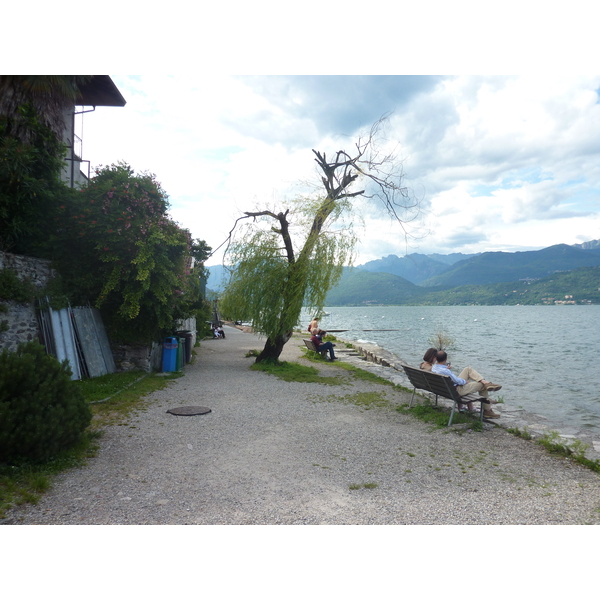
[{"x1": 77, "y1": 74, "x2": 600, "y2": 266}]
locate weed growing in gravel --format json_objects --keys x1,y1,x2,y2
[
  {"x1": 349, "y1": 482, "x2": 378, "y2": 490},
  {"x1": 507, "y1": 426, "x2": 533, "y2": 440}
]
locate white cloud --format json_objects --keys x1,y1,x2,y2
[{"x1": 79, "y1": 75, "x2": 600, "y2": 265}]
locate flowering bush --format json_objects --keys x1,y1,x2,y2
[{"x1": 50, "y1": 162, "x2": 206, "y2": 342}]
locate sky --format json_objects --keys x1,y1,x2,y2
[{"x1": 77, "y1": 74, "x2": 600, "y2": 267}]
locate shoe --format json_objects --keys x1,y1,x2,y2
[
  {"x1": 483, "y1": 409, "x2": 500, "y2": 419},
  {"x1": 484, "y1": 383, "x2": 502, "y2": 391},
  {"x1": 479, "y1": 397, "x2": 499, "y2": 404}
]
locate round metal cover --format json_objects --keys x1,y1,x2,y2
[{"x1": 167, "y1": 406, "x2": 211, "y2": 416}]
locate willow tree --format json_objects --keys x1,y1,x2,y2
[{"x1": 220, "y1": 118, "x2": 419, "y2": 363}]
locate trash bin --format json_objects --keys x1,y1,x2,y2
[
  {"x1": 162, "y1": 337, "x2": 178, "y2": 372},
  {"x1": 177, "y1": 330, "x2": 193, "y2": 364}
]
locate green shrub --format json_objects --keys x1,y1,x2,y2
[
  {"x1": 0, "y1": 268, "x2": 36, "y2": 303},
  {"x1": 0, "y1": 342, "x2": 92, "y2": 464}
]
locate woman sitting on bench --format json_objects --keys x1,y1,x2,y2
[
  {"x1": 420, "y1": 347, "x2": 438, "y2": 371},
  {"x1": 310, "y1": 328, "x2": 337, "y2": 361}
]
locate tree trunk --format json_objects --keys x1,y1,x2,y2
[{"x1": 255, "y1": 331, "x2": 293, "y2": 363}]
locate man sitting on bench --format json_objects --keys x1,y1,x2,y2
[
  {"x1": 432, "y1": 351, "x2": 502, "y2": 419},
  {"x1": 310, "y1": 328, "x2": 337, "y2": 361}
]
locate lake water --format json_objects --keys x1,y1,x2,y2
[{"x1": 300, "y1": 305, "x2": 600, "y2": 434}]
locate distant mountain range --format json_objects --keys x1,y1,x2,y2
[
  {"x1": 355, "y1": 242, "x2": 600, "y2": 287},
  {"x1": 205, "y1": 239, "x2": 600, "y2": 305},
  {"x1": 352, "y1": 252, "x2": 477, "y2": 284},
  {"x1": 325, "y1": 265, "x2": 600, "y2": 306},
  {"x1": 328, "y1": 240, "x2": 600, "y2": 305}
]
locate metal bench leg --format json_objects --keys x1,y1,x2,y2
[
  {"x1": 409, "y1": 388, "x2": 416, "y2": 408},
  {"x1": 448, "y1": 401, "x2": 458, "y2": 426}
]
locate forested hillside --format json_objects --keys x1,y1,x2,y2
[{"x1": 325, "y1": 266, "x2": 600, "y2": 306}]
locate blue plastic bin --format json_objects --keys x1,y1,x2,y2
[{"x1": 162, "y1": 337, "x2": 178, "y2": 372}]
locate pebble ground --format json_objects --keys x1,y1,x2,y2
[{"x1": 4, "y1": 325, "x2": 600, "y2": 525}]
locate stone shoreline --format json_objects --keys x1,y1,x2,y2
[{"x1": 333, "y1": 335, "x2": 600, "y2": 462}]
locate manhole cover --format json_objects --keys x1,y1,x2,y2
[{"x1": 167, "y1": 406, "x2": 211, "y2": 416}]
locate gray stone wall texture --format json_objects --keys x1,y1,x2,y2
[
  {"x1": 1, "y1": 252, "x2": 198, "y2": 374},
  {"x1": 0, "y1": 251, "x2": 54, "y2": 353}
]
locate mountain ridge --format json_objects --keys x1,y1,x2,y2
[{"x1": 205, "y1": 239, "x2": 600, "y2": 305}]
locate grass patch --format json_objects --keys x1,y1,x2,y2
[
  {"x1": 75, "y1": 370, "x2": 148, "y2": 403},
  {"x1": 90, "y1": 371, "x2": 182, "y2": 427},
  {"x1": 329, "y1": 360, "x2": 395, "y2": 386},
  {"x1": 250, "y1": 360, "x2": 345, "y2": 385},
  {"x1": 397, "y1": 402, "x2": 481, "y2": 429},
  {"x1": 303, "y1": 349, "x2": 399, "y2": 389}
]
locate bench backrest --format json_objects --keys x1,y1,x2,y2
[
  {"x1": 303, "y1": 339, "x2": 320, "y2": 352},
  {"x1": 402, "y1": 365, "x2": 461, "y2": 401}
]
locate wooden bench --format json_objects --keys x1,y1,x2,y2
[
  {"x1": 402, "y1": 365, "x2": 487, "y2": 426},
  {"x1": 303, "y1": 339, "x2": 328, "y2": 358}
]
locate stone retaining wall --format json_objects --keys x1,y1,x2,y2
[{"x1": 0, "y1": 251, "x2": 54, "y2": 353}]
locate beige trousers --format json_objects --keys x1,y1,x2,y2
[{"x1": 455, "y1": 367, "x2": 488, "y2": 399}]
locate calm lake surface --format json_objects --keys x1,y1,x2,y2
[{"x1": 300, "y1": 305, "x2": 600, "y2": 434}]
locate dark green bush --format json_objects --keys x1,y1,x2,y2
[
  {"x1": 0, "y1": 268, "x2": 36, "y2": 303},
  {"x1": 0, "y1": 342, "x2": 92, "y2": 464}
]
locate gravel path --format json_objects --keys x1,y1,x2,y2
[{"x1": 4, "y1": 325, "x2": 600, "y2": 525}]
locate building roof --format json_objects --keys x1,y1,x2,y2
[{"x1": 76, "y1": 76, "x2": 126, "y2": 107}]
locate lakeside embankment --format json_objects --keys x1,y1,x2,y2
[
  {"x1": 4, "y1": 323, "x2": 600, "y2": 525},
  {"x1": 230, "y1": 321, "x2": 600, "y2": 462}
]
